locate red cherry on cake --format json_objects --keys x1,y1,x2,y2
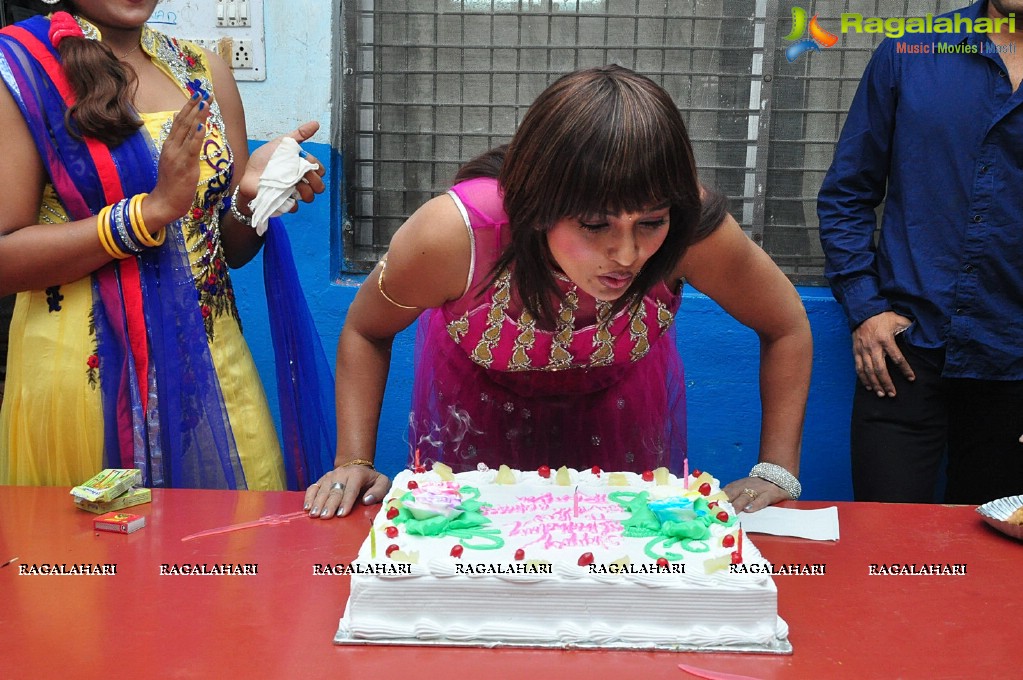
[
  {"x1": 722, "y1": 534, "x2": 736, "y2": 548},
  {"x1": 708, "y1": 501, "x2": 719, "y2": 508},
  {"x1": 538, "y1": 465, "x2": 551, "y2": 478},
  {"x1": 414, "y1": 464, "x2": 426, "y2": 474},
  {"x1": 716, "y1": 511, "x2": 729, "y2": 522},
  {"x1": 514, "y1": 548, "x2": 525, "y2": 561},
  {"x1": 578, "y1": 552, "x2": 594, "y2": 566},
  {"x1": 698, "y1": 482, "x2": 712, "y2": 496},
  {"x1": 656, "y1": 557, "x2": 669, "y2": 568},
  {"x1": 385, "y1": 526, "x2": 399, "y2": 538},
  {"x1": 692, "y1": 469, "x2": 702, "y2": 477},
  {"x1": 385, "y1": 544, "x2": 399, "y2": 557},
  {"x1": 591, "y1": 465, "x2": 601, "y2": 476},
  {"x1": 641, "y1": 470, "x2": 654, "y2": 482},
  {"x1": 386, "y1": 506, "x2": 399, "y2": 520},
  {"x1": 730, "y1": 551, "x2": 742, "y2": 564},
  {"x1": 407, "y1": 480, "x2": 419, "y2": 490},
  {"x1": 450, "y1": 545, "x2": 464, "y2": 558}
]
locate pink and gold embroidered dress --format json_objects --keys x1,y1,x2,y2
[{"x1": 409, "y1": 177, "x2": 688, "y2": 474}]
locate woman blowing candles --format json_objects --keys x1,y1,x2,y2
[
  {"x1": 306, "y1": 65, "x2": 811, "y2": 518},
  {"x1": 0, "y1": 1, "x2": 327, "y2": 489}
]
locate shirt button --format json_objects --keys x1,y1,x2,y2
[
  {"x1": 963, "y1": 264, "x2": 975, "y2": 273},
  {"x1": 972, "y1": 215, "x2": 982, "y2": 223},
  {"x1": 979, "y1": 165, "x2": 989, "y2": 174}
]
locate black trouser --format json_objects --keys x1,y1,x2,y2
[{"x1": 851, "y1": 338, "x2": 1023, "y2": 504}]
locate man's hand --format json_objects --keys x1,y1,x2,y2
[{"x1": 852, "y1": 311, "x2": 915, "y2": 397}]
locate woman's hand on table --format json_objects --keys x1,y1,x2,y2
[
  {"x1": 723, "y1": 477, "x2": 789, "y2": 513},
  {"x1": 304, "y1": 465, "x2": 391, "y2": 519}
]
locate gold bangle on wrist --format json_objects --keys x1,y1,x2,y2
[
  {"x1": 338, "y1": 458, "x2": 375, "y2": 470},
  {"x1": 130, "y1": 193, "x2": 165, "y2": 247}
]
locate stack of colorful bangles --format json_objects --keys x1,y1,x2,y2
[{"x1": 96, "y1": 193, "x2": 165, "y2": 259}]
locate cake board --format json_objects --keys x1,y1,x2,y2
[{"x1": 334, "y1": 619, "x2": 793, "y2": 654}]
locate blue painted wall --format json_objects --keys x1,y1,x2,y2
[{"x1": 228, "y1": 143, "x2": 856, "y2": 502}]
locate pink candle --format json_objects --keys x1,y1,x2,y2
[
  {"x1": 738, "y1": 528, "x2": 743, "y2": 562},
  {"x1": 683, "y1": 456, "x2": 689, "y2": 483},
  {"x1": 414, "y1": 447, "x2": 421, "y2": 471},
  {"x1": 573, "y1": 486, "x2": 579, "y2": 518}
]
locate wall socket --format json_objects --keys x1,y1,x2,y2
[{"x1": 231, "y1": 39, "x2": 253, "y2": 69}]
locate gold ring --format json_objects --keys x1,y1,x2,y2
[{"x1": 742, "y1": 487, "x2": 758, "y2": 502}]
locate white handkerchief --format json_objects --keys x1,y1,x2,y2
[
  {"x1": 248, "y1": 137, "x2": 319, "y2": 235},
  {"x1": 738, "y1": 505, "x2": 840, "y2": 541}
]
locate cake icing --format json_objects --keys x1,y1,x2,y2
[{"x1": 337, "y1": 465, "x2": 790, "y2": 651}]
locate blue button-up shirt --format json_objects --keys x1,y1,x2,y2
[{"x1": 818, "y1": 1, "x2": 1023, "y2": 379}]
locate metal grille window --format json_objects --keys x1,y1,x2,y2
[{"x1": 339, "y1": 0, "x2": 962, "y2": 282}]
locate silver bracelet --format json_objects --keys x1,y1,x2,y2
[
  {"x1": 749, "y1": 462, "x2": 801, "y2": 500},
  {"x1": 229, "y1": 185, "x2": 252, "y2": 226}
]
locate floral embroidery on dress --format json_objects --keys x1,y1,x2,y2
[
  {"x1": 147, "y1": 29, "x2": 240, "y2": 340},
  {"x1": 45, "y1": 286, "x2": 63, "y2": 313},
  {"x1": 86, "y1": 308, "x2": 99, "y2": 389}
]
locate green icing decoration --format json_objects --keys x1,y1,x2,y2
[
  {"x1": 610, "y1": 489, "x2": 728, "y2": 561},
  {"x1": 390, "y1": 486, "x2": 504, "y2": 550},
  {"x1": 610, "y1": 491, "x2": 661, "y2": 536}
]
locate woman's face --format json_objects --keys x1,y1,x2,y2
[
  {"x1": 546, "y1": 205, "x2": 670, "y2": 301},
  {"x1": 66, "y1": 0, "x2": 159, "y2": 31}
]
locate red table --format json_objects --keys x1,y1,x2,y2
[{"x1": 0, "y1": 486, "x2": 1018, "y2": 679}]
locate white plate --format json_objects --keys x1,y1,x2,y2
[{"x1": 976, "y1": 494, "x2": 1023, "y2": 541}]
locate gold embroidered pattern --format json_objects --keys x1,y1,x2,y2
[
  {"x1": 446, "y1": 314, "x2": 469, "y2": 343},
  {"x1": 657, "y1": 301, "x2": 675, "y2": 332},
  {"x1": 548, "y1": 288, "x2": 579, "y2": 370},
  {"x1": 470, "y1": 269, "x2": 512, "y2": 368},
  {"x1": 629, "y1": 304, "x2": 650, "y2": 362},
  {"x1": 590, "y1": 299, "x2": 615, "y2": 367},
  {"x1": 509, "y1": 309, "x2": 536, "y2": 371}
]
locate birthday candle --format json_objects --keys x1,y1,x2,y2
[
  {"x1": 370, "y1": 525, "x2": 377, "y2": 559},
  {"x1": 414, "y1": 447, "x2": 421, "y2": 471},
  {"x1": 573, "y1": 486, "x2": 579, "y2": 518},
  {"x1": 737, "y1": 528, "x2": 743, "y2": 562},
  {"x1": 683, "y1": 456, "x2": 689, "y2": 483}
]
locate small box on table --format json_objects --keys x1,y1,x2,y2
[
  {"x1": 93, "y1": 512, "x2": 146, "y2": 534},
  {"x1": 71, "y1": 468, "x2": 142, "y2": 503}
]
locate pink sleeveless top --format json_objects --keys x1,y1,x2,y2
[{"x1": 409, "y1": 177, "x2": 687, "y2": 473}]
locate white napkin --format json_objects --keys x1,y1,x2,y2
[
  {"x1": 247, "y1": 137, "x2": 319, "y2": 236},
  {"x1": 738, "y1": 505, "x2": 840, "y2": 541}
]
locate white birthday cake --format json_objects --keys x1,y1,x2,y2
[{"x1": 336, "y1": 464, "x2": 790, "y2": 652}]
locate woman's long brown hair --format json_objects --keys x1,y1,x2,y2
[{"x1": 52, "y1": 1, "x2": 142, "y2": 147}]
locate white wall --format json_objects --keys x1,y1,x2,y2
[{"x1": 238, "y1": 0, "x2": 334, "y2": 140}]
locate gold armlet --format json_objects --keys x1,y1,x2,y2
[{"x1": 376, "y1": 253, "x2": 419, "y2": 310}]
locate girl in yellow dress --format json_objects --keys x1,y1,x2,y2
[{"x1": 0, "y1": 1, "x2": 328, "y2": 489}]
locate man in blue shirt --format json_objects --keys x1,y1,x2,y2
[{"x1": 818, "y1": 0, "x2": 1023, "y2": 503}]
